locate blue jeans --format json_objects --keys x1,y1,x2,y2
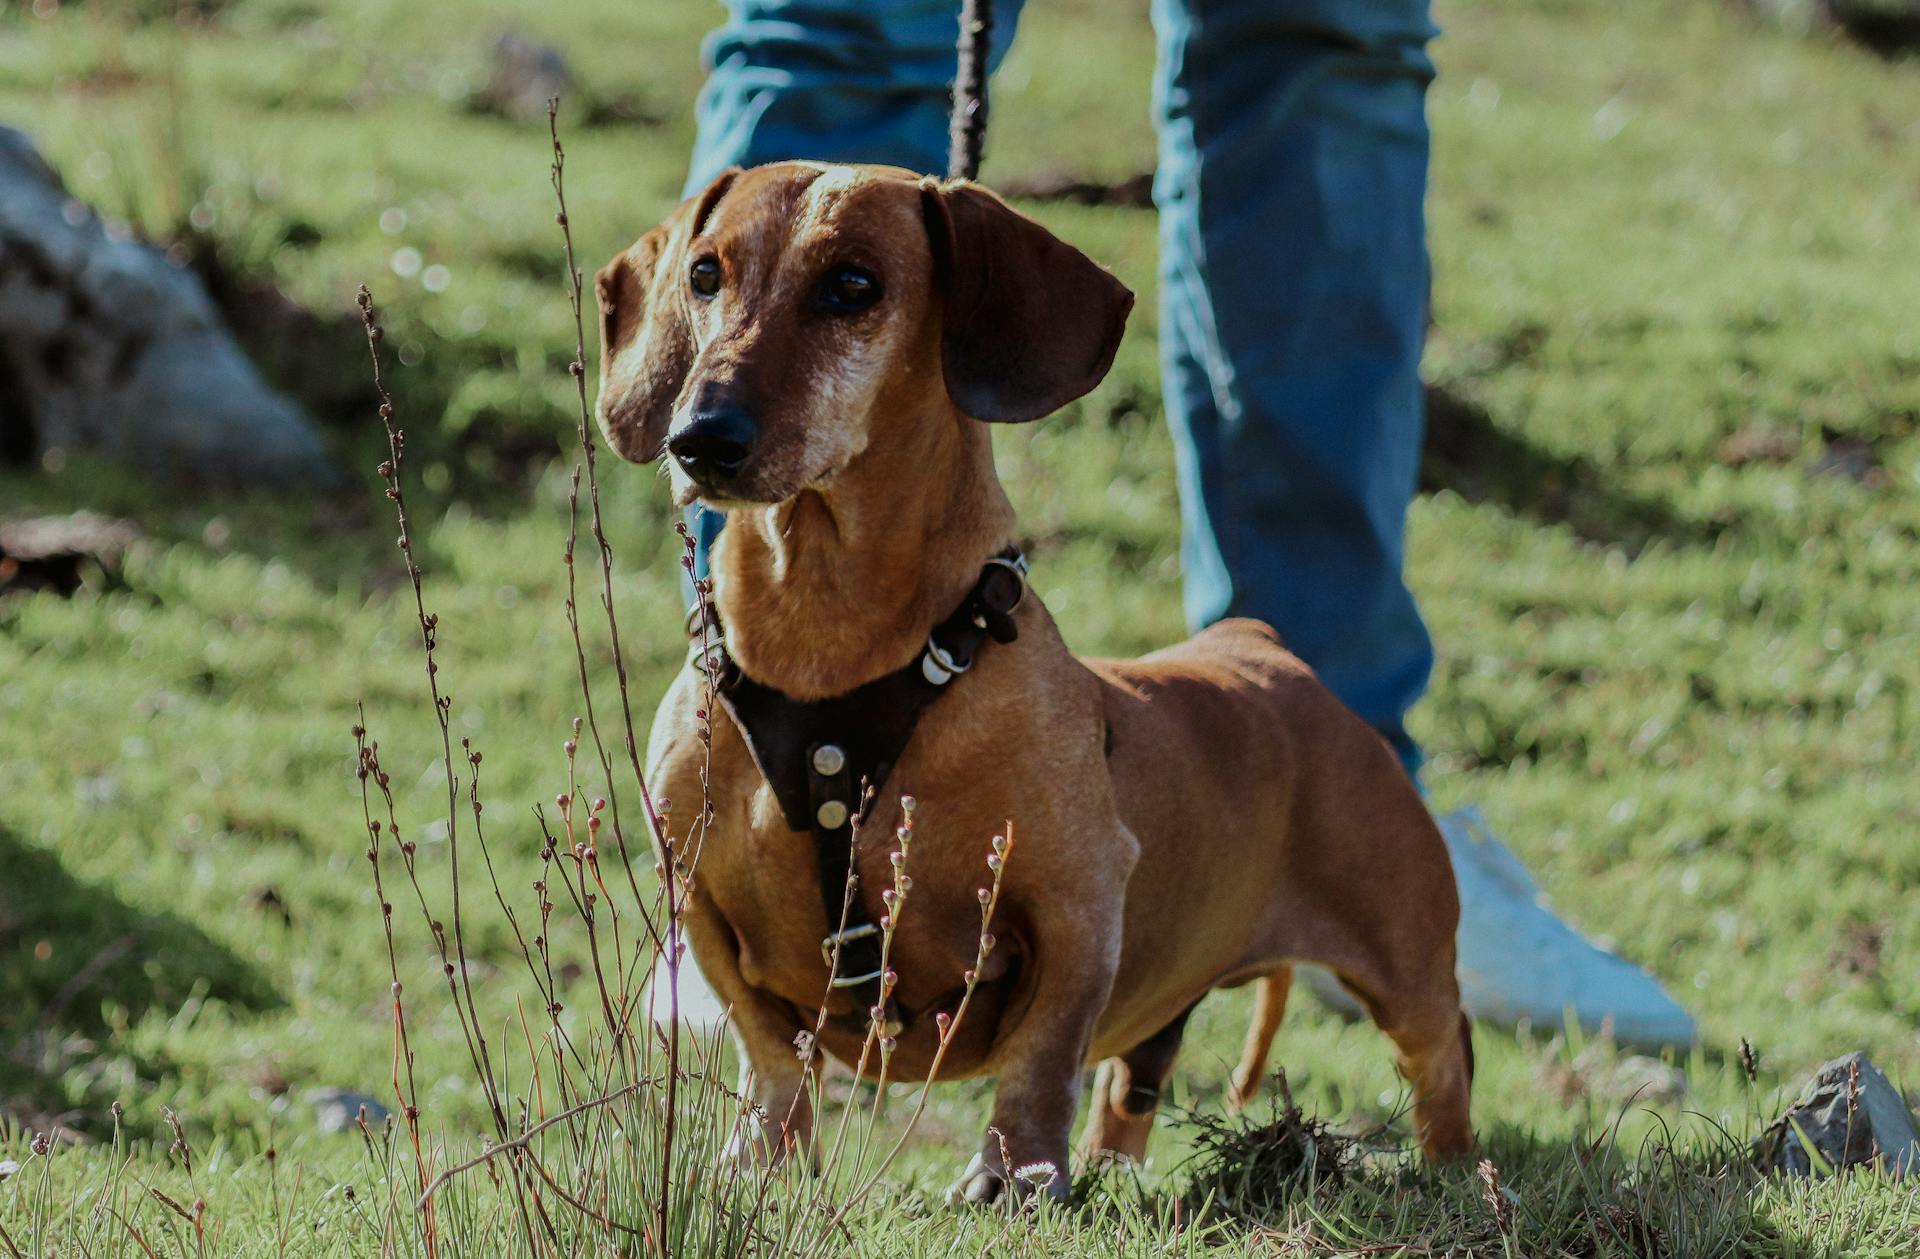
[{"x1": 684, "y1": 0, "x2": 1436, "y2": 777}]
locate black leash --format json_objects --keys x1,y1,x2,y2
[
  {"x1": 689, "y1": 550, "x2": 1028, "y2": 1022},
  {"x1": 948, "y1": 0, "x2": 993, "y2": 181}
]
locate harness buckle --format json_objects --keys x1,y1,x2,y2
[
  {"x1": 821, "y1": 921, "x2": 881, "y2": 977},
  {"x1": 982, "y1": 554, "x2": 1029, "y2": 613}
]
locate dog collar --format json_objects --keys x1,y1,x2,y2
[{"x1": 684, "y1": 547, "x2": 1028, "y2": 1021}]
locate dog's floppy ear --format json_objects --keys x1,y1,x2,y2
[
  {"x1": 920, "y1": 180, "x2": 1133, "y2": 424},
  {"x1": 594, "y1": 168, "x2": 739, "y2": 462}
]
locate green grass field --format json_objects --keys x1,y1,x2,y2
[{"x1": 4, "y1": 0, "x2": 1920, "y2": 1253}]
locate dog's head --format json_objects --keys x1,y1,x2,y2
[{"x1": 594, "y1": 162, "x2": 1133, "y2": 506}]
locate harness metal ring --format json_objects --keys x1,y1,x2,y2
[
  {"x1": 982, "y1": 555, "x2": 1029, "y2": 613},
  {"x1": 821, "y1": 921, "x2": 880, "y2": 967},
  {"x1": 925, "y1": 635, "x2": 970, "y2": 678},
  {"x1": 687, "y1": 639, "x2": 729, "y2": 678},
  {"x1": 829, "y1": 969, "x2": 886, "y2": 989}
]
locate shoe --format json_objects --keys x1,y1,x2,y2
[{"x1": 1440, "y1": 805, "x2": 1697, "y2": 1052}]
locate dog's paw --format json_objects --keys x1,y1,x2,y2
[
  {"x1": 942, "y1": 1152, "x2": 1067, "y2": 1208},
  {"x1": 723, "y1": 1126, "x2": 778, "y2": 1173},
  {"x1": 725, "y1": 1110, "x2": 814, "y2": 1174},
  {"x1": 944, "y1": 1152, "x2": 1006, "y2": 1207},
  {"x1": 1226, "y1": 1064, "x2": 1261, "y2": 1113}
]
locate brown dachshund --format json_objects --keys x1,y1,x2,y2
[{"x1": 596, "y1": 162, "x2": 1472, "y2": 1204}]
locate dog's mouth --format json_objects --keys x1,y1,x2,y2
[
  {"x1": 673, "y1": 475, "x2": 787, "y2": 511},
  {"x1": 679, "y1": 486, "x2": 752, "y2": 510},
  {"x1": 673, "y1": 456, "x2": 852, "y2": 511}
]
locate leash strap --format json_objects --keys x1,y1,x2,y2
[
  {"x1": 688, "y1": 549, "x2": 1027, "y2": 1020},
  {"x1": 948, "y1": 0, "x2": 994, "y2": 182}
]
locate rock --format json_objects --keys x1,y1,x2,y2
[
  {"x1": 0, "y1": 511, "x2": 138, "y2": 596},
  {"x1": 0, "y1": 127, "x2": 339, "y2": 488},
  {"x1": 473, "y1": 30, "x2": 572, "y2": 123},
  {"x1": 245, "y1": 884, "x2": 291, "y2": 927},
  {"x1": 1760, "y1": 1052, "x2": 1920, "y2": 1178},
  {"x1": 308, "y1": 1088, "x2": 391, "y2": 1135},
  {"x1": 1538, "y1": 1045, "x2": 1688, "y2": 1106},
  {"x1": 1716, "y1": 424, "x2": 1798, "y2": 468},
  {"x1": 1606, "y1": 1054, "x2": 1689, "y2": 1105},
  {"x1": 1809, "y1": 434, "x2": 1886, "y2": 487}
]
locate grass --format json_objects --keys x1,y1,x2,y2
[{"x1": 4, "y1": 0, "x2": 1920, "y2": 1253}]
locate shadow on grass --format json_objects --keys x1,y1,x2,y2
[
  {"x1": 0, "y1": 823, "x2": 280, "y2": 1136},
  {"x1": 1420, "y1": 382, "x2": 1730, "y2": 555},
  {"x1": 1083, "y1": 1101, "x2": 1787, "y2": 1258}
]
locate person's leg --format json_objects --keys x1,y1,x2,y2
[
  {"x1": 680, "y1": 0, "x2": 1026, "y2": 583},
  {"x1": 1154, "y1": 0, "x2": 1695, "y2": 1049},
  {"x1": 1152, "y1": 0, "x2": 1436, "y2": 777},
  {"x1": 688, "y1": 0, "x2": 1024, "y2": 191}
]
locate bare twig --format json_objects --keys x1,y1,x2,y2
[
  {"x1": 350, "y1": 720, "x2": 432, "y2": 1252},
  {"x1": 415, "y1": 1083, "x2": 639, "y2": 1211},
  {"x1": 355, "y1": 290, "x2": 553, "y2": 1258},
  {"x1": 550, "y1": 97, "x2": 711, "y2": 1259},
  {"x1": 355, "y1": 287, "x2": 510, "y2": 1138},
  {"x1": 545, "y1": 102, "x2": 671, "y2": 888},
  {"x1": 808, "y1": 823, "x2": 1013, "y2": 1245}
]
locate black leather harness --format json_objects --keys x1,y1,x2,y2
[{"x1": 687, "y1": 548, "x2": 1029, "y2": 1020}]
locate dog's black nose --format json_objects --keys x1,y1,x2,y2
[{"x1": 667, "y1": 409, "x2": 758, "y2": 485}]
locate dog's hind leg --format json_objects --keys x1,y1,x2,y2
[
  {"x1": 1386, "y1": 1000, "x2": 1474, "y2": 1160},
  {"x1": 1077, "y1": 1000, "x2": 1200, "y2": 1165},
  {"x1": 1226, "y1": 966, "x2": 1293, "y2": 1111},
  {"x1": 1336, "y1": 966, "x2": 1474, "y2": 1161}
]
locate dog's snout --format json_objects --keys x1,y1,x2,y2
[{"x1": 667, "y1": 408, "x2": 758, "y2": 485}]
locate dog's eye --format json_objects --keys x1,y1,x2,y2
[
  {"x1": 689, "y1": 257, "x2": 721, "y2": 298},
  {"x1": 819, "y1": 266, "x2": 881, "y2": 313}
]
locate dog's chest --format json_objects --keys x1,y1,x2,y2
[{"x1": 651, "y1": 707, "x2": 994, "y2": 1016}]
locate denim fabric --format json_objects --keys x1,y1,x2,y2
[
  {"x1": 681, "y1": 0, "x2": 1435, "y2": 776},
  {"x1": 1151, "y1": 0, "x2": 1436, "y2": 773},
  {"x1": 684, "y1": 0, "x2": 1026, "y2": 190}
]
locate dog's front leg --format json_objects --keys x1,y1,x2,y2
[
  {"x1": 677, "y1": 896, "x2": 817, "y2": 1168},
  {"x1": 945, "y1": 893, "x2": 1124, "y2": 1208}
]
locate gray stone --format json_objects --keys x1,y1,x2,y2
[
  {"x1": 1596, "y1": 1053, "x2": 1689, "y2": 1105},
  {"x1": 0, "y1": 127, "x2": 340, "y2": 488},
  {"x1": 307, "y1": 1088, "x2": 392, "y2": 1135},
  {"x1": 1760, "y1": 1052, "x2": 1920, "y2": 1178},
  {"x1": 474, "y1": 30, "x2": 572, "y2": 123}
]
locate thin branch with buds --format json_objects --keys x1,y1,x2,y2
[{"x1": 415, "y1": 1083, "x2": 639, "y2": 1212}]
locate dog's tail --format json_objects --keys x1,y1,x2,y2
[{"x1": 1226, "y1": 966, "x2": 1293, "y2": 1111}]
